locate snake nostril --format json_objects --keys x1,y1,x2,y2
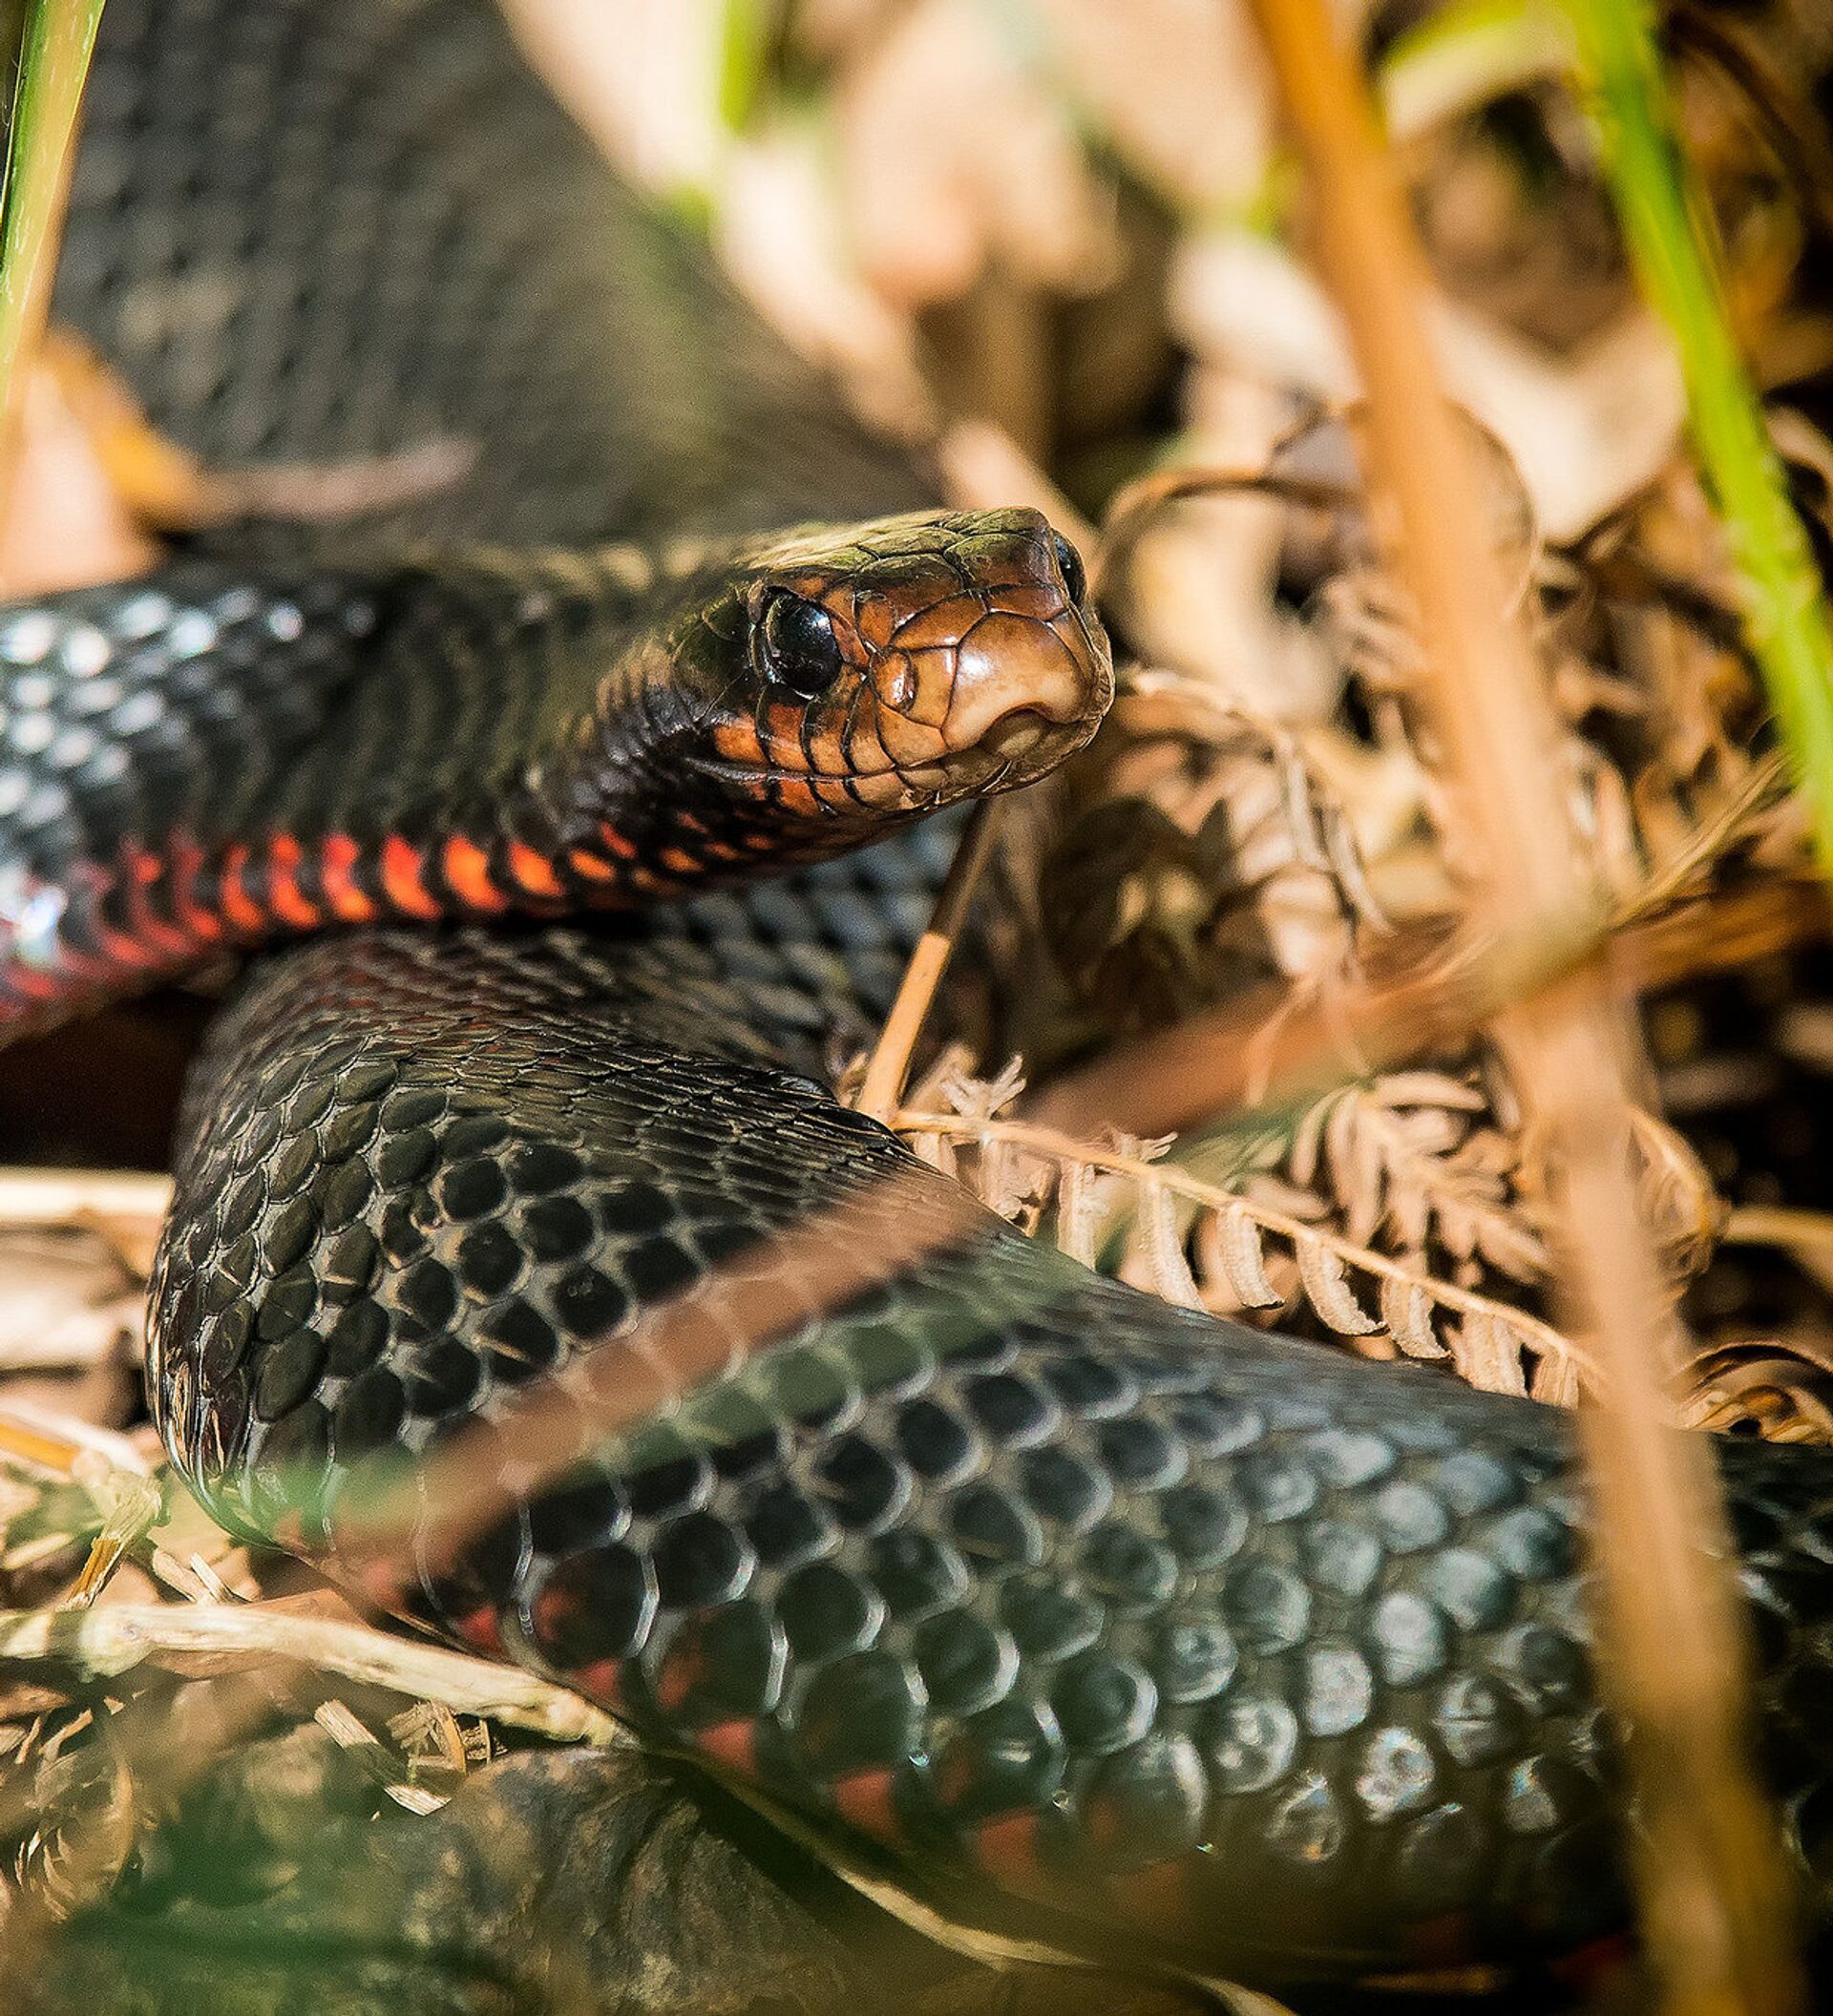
[{"x1": 980, "y1": 707, "x2": 1053, "y2": 759}]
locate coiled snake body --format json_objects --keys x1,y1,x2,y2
[{"x1": 6, "y1": 0, "x2": 1833, "y2": 1990}]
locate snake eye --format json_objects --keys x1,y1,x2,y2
[
  {"x1": 757, "y1": 591, "x2": 844, "y2": 699},
  {"x1": 1050, "y1": 530, "x2": 1087, "y2": 608}
]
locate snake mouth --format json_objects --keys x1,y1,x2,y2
[
  {"x1": 697, "y1": 691, "x2": 1100, "y2": 804},
  {"x1": 937, "y1": 699, "x2": 1102, "y2": 788}
]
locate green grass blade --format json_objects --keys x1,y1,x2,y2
[
  {"x1": 1557, "y1": 0, "x2": 1833, "y2": 875},
  {"x1": 715, "y1": 0, "x2": 771, "y2": 136},
  {"x1": 0, "y1": 0, "x2": 105, "y2": 465}
]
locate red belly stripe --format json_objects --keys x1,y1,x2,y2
[
  {"x1": 4, "y1": 963, "x2": 65, "y2": 1002},
  {"x1": 168, "y1": 837, "x2": 227, "y2": 943},
  {"x1": 971, "y1": 1810, "x2": 1047, "y2": 1890},
  {"x1": 505, "y1": 840, "x2": 563, "y2": 899},
  {"x1": 216, "y1": 846, "x2": 268, "y2": 935},
  {"x1": 1110, "y1": 1858, "x2": 1193, "y2": 1928},
  {"x1": 441, "y1": 834, "x2": 508, "y2": 913},
  {"x1": 694, "y1": 1716, "x2": 760, "y2": 1775},
  {"x1": 318, "y1": 833, "x2": 378, "y2": 923},
  {"x1": 122, "y1": 847, "x2": 196, "y2": 957},
  {"x1": 832, "y1": 1767, "x2": 901, "y2": 1842},
  {"x1": 264, "y1": 833, "x2": 321, "y2": 930},
  {"x1": 380, "y1": 834, "x2": 441, "y2": 919}
]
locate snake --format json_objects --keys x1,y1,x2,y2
[{"x1": 5, "y1": 0, "x2": 1833, "y2": 1994}]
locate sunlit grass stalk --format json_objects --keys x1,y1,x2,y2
[
  {"x1": 0, "y1": 0, "x2": 104, "y2": 502},
  {"x1": 1558, "y1": 0, "x2": 1833, "y2": 875},
  {"x1": 715, "y1": 0, "x2": 771, "y2": 134},
  {"x1": 1240, "y1": 0, "x2": 1802, "y2": 2010}
]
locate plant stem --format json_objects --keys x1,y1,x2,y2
[
  {"x1": 715, "y1": 0, "x2": 772, "y2": 134},
  {"x1": 0, "y1": 0, "x2": 105, "y2": 515},
  {"x1": 854, "y1": 799, "x2": 1003, "y2": 1122},
  {"x1": 1560, "y1": 0, "x2": 1833, "y2": 877},
  {"x1": 1240, "y1": 1, "x2": 1801, "y2": 2010}
]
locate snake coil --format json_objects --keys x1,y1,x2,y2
[{"x1": 2, "y1": 0, "x2": 1832, "y2": 1991}]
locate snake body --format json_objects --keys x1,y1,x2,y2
[{"x1": 7, "y1": 0, "x2": 1833, "y2": 1990}]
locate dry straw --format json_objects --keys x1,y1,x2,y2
[{"x1": 1240, "y1": 0, "x2": 1801, "y2": 2010}]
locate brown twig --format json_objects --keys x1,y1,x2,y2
[
  {"x1": 0, "y1": 1604, "x2": 617, "y2": 1743},
  {"x1": 0, "y1": 1165, "x2": 173, "y2": 1282},
  {"x1": 0, "y1": 1411, "x2": 92, "y2": 1475},
  {"x1": 937, "y1": 417, "x2": 1099, "y2": 555},
  {"x1": 1092, "y1": 461, "x2": 1362, "y2": 604},
  {"x1": 1612, "y1": 750, "x2": 1794, "y2": 922},
  {"x1": 853, "y1": 797, "x2": 1004, "y2": 1121},
  {"x1": 1240, "y1": 4, "x2": 1801, "y2": 2012},
  {"x1": 1034, "y1": 875, "x2": 1825, "y2": 1142},
  {"x1": 0, "y1": 1168, "x2": 172, "y2": 1223},
  {"x1": 1722, "y1": 1204, "x2": 1833, "y2": 1254}
]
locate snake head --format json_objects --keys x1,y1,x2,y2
[{"x1": 681, "y1": 507, "x2": 1112, "y2": 830}]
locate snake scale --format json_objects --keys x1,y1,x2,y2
[{"x1": 5, "y1": 0, "x2": 1833, "y2": 1993}]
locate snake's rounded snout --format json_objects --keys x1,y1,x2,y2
[
  {"x1": 945, "y1": 605, "x2": 1104, "y2": 739},
  {"x1": 859, "y1": 506, "x2": 1110, "y2": 778},
  {"x1": 939, "y1": 551, "x2": 1112, "y2": 776}
]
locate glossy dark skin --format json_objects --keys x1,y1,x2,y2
[
  {"x1": 8, "y1": 0, "x2": 1833, "y2": 1992},
  {"x1": 0, "y1": 514, "x2": 1108, "y2": 1033}
]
